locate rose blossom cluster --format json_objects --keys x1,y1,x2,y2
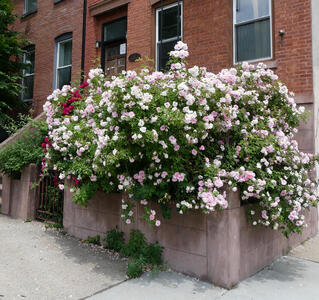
[{"x1": 42, "y1": 41, "x2": 318, "y2": 235}]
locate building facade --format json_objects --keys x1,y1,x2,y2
[
  {"x1": 12, "y1": 0, "x2": 84, "y2": 115},
  {"x1": 13, "y1": 0, "x2": 317, "y2": 154}
]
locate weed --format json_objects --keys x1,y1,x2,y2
[
  {"x1": 104, "y1": 228, "x2": 164, "y2": 279},
  {"x1": 104, "y1": 227, "x2": 125, "y2": 251},
  {"x1": 143, "y1": 242, "x2": 163, "y2": 265},
  {"x1": 127, "y1": 258, "x2": 144, "y2": 279},
  {"x1": 121, "y1": 229, "x2": 147, "y2": 258},
  {"x1": 83, "y1": 235, "x2": 101, "y2": 245}
]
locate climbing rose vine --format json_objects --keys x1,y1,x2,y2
[{"x1": 43, "y1": 41, "x2": 318, "y2": 236}]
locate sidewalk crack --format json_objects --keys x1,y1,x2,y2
[{"x1": 80, "y1": 279, "x2": 127, "y2": 299}]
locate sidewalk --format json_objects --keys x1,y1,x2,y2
[
  {"x1": 1, "y1": 214, "x2": 319, "y2": 300},
  {"x1": 0, "y1": 215, "x2": 127, "y2": 300},
  {"x1": 87, "y1": 256, "x2": 319, "y2": 300}
]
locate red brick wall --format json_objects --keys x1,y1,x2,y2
[
  {"x1": 86, "y1": 0, "x2": 313, "y2": 102},
  {"x1": 274, "y1": 0, "x2": 313, "y2": 98},
  {"x1": 12, "y1": 0, "x2": 83, "y2": 116},
  {"x1": 13, "y1": 0, "x2": 313, "y2": 114}
]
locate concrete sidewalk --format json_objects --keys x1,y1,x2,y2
[
  {"x1": 87, "y1": 256, "x2": 319, "y2": 300},
  {"x1": 1, "y1": 214, "x2": 319, "y2": 300},
  {"x1": 0, "y1": 214, "x2": 127, "y2": 299}
]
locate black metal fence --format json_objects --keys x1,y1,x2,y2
[{"x1": 35, "y1": 173, "x2": 63, "y2": 224}]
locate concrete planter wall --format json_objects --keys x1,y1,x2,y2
[
  {"x1": 1, "y1": 164, "x2": 38, "y2": 220},
  {"x1": 63, "y1": 187, "x2": 318, "y2": 289}
]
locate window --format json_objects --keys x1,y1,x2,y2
[
  {"x1": 21, "y1": 46, "x2": 35, "y2": 102},
  {"x1": 156, "y1": 2, "x2": 182, "y2": 71},
  {"x1": 233, "y1": 0, "x2": 272, "y2": 63},
  {"x1": 54, "y1": 33, "x2": 72, "y2": 90},
  {"x1": 101, "y1": 18, "x2": 127, "y2": 77},
  {"x1": 24, "y1": 0, "x2": 37, "y2": 14}
]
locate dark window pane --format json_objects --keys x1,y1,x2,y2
[
  {"x1": 236, "y1": 19, "x2": 270, "y2": 62},
  {"x1": 58, "y1": 40, "x2": 72, "y2": 67},
  {"x1": 158, "y1": 4, "x2": 182, "y2": 41},
  {"x1": 103, "y1": 18, "x2": 127, "y2": 43},
  {"x1": 25, "y1": 51, "x2": 35, "y2": 74},
  {"x1": 25, "y1": 0, "x2": 37, "y2": 13},
  {"x1": 236, "y1": 0, "x2": 270, "y2": 23},
  {"x1": 157, "y1": 39, "x2": 179, "y2": 71},
  {"x1": 22, "y1": 75, "x2": 34, "y2": 100},
  {"x1": 57, "y1": 67, "x2": 71, "y2": 89}
]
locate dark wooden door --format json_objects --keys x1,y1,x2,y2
[{"x1": 103, "y1": 41, "x2": 126, "y2": 77}]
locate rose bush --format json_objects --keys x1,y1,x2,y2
[{"x1": 42, "y1": 41, "x2": 318, "y2": 237}]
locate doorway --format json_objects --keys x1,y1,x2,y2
[{"x1": 101, "y1": 17, "x2": 127, "y2": 77}]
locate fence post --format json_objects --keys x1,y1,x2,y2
[
  {"x1": 63, "y1": 180, "x2": 75, "y2": 234},
  {"x1": 1, "y1": 174, "x2": 11, "y2": 215},
  {"x1": 19, "y1": 163, "x2": 38, "y2": 220}
]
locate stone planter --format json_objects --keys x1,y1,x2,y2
[
  {"x1": 1, "y1": 164, "x2": 38, "y2": 220},
  {"x1": 63, "y1": 187, "x2": 318, "y2": 289}
]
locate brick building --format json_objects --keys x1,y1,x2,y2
[
  {"x1": 12, "y1": 0, "x2": 84, "y2": 116},
  {"x1": 6, "y1": 0, "x2": 319, "y2": 286},
  {"x1": 12, "y1": 0, "x2": 318, "y2": 154}
]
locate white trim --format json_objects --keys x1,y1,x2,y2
[
  {"x1": 156, "y1": 1, "x2": 183, "y2": 70},
  {"x1": 55, "y1": 38, "x2": 72, "y2": 90},
  {"x1": 233, "y1": 0, "x2": 272, "y2": 64}
]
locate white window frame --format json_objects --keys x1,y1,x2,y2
[
  {"x1": 21, "y1": 49, "x2": 35, "y2": 102},
  {"x1": 233, "y1": 0, "x2": 272, "y2": 64},
  {"x1": 155, "y1": 2, "x2": 183, "y2": 71},
  {"x1": 55, "y1": 38, "x2": 72, "y2": 90},
  {"x1": 24, "y1": 0, "x2": 37, "y2": 14}
]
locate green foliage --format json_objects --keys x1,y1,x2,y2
[
  {"x1": 44, "y1": 222, "x2": 63, "y2": 230},
  {"x1": 2, "y1": 112, "x2": 32, "y2": 136},
  {"x1": 83, "y1": 235, "x2": 101, "y2": 245},
  {"x1": 0, "y1": 0, "x2": 29, "y2": 124},
  {"x1": 126, "y1": 258, "x2": 144, "y2": 278},
  {"x1": 121, "y1": 229, "x2": 147, "y2": 258},
  {"x1": 104, "y1": 227, "x2": 125, "y2": 252},
  {"x1": 104, "y1": 228, "x2": 164, "y2": 279},
  {"x1": 0, "y1": 120, "x2": 47, "y2": 177},
  {"x1": 143, "y1": 242, "x2": 163, "y2": 265}
]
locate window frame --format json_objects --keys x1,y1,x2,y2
[
  {"x1": 233, "y1": 0, "x2": 273, "y2": 64},
  {"x1": 21, "y1": 46, "x2": 35, "y2": 102},
  {"x1": 155, "y1": 1, "x2": 183, "y2": 71},
  {"x1": 54, "y1": 33, "x2": 73, "y2": 90},
  {"x1": 24, "y1": 0, "x2": 37, "y2": 15}
]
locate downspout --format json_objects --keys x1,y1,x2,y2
[
  {"x1": 177, "y1": 0, "x2": 180, "y2": 41},
  {"x1": 81, "y1": 0, "x2": 87, "y2": 83}
]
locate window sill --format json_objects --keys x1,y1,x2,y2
[
  {"x1": 252, "y1": 59, "x2": 277, "y2": 70},
  {"x1": 21, "y1": 10, "x2": 37, "y2": 20},
  {"x1": 21, "y1": 99, "x2": 34, "y2": 103},
  {"x1": 234, "y1": 59, "x2": 277, "y2": 70}
]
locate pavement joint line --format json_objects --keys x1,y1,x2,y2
[{"x1": 80, "y1": 279, "x2": 127, "y2": 299}]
